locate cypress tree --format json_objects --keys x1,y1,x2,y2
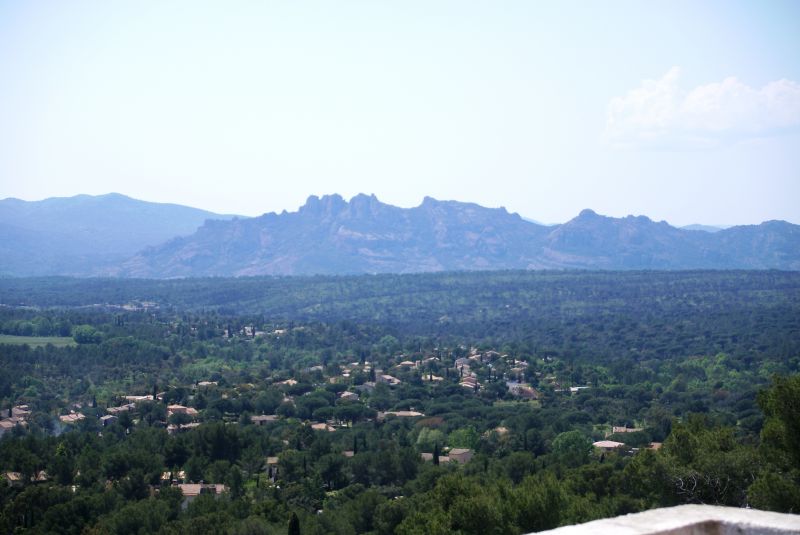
[{"x1": 288, "y1": 512, "x2": 301, "y2": 535}]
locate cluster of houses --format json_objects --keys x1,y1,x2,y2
[
  {"x1": 43, "y1": 344, "x2": 556, "y2": 442},
  {"x1": 48, "y1": 392, "x2": 206, "y2": 435},
  {"x1": 8, "y1": 344, "x2": 575, "y2": 467},
  {"x1": 59, "y1": 412, "x2": 86, "y2": 424},
  {"x1": 326, "y1": 346, "x2": 554, "y2": 404},
  {"x1": 3, "y1": 470, "x2": 49, "y2": 486},
  {"x1": 5, "y1": 346, "x2": 565, "y2": 496},
  {"x1": 453, "y1": 349, "x2": 505, "y2": 390},
  {"x1": 3, "y1": 341, "x2": 677, "y2": 500},
  {"x1": 1, "y1": 405, "x2": 30, "y2": 435},
  {"x1": 166, "y1": 404, "x2": 201, "y2": 434},
  {"x1": 2, "y1": 406, "x2": 48, "y2": 485},
  {"x1": 0, "y1": 405, "x2": 30, "y2": 438}
]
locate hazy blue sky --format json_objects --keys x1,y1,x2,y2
[{"x1": 1, "y1": 1, "x2": 798, "y2": 225}]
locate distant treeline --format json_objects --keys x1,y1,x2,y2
[{"x1": 1, "y1": 271, "x2": 799, "y2": 362}]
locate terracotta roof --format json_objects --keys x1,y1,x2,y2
[{"x1": 420, "y1": 453, "x2": 451, "y2": 463}]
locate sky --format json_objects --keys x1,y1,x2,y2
[{"x1": 0, "y1": 1, "x2": 798, "y2": 226}]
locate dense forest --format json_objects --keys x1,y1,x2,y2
[{"x1": 0, "y1": 271, "x2": 798, "y2": 533}]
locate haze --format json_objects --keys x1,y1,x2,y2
[{"x1": 1, "y1": 1, "x2": 798, "y2": 226}]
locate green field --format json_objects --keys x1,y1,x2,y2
[{"x1": 0, "y1": 335, "x2": 76, "y2": 348}]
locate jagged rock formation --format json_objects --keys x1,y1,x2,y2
[{"x1": 114, "y1": 194, "x2": 800, "y2": 277}]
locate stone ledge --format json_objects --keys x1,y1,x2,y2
[{"x1": 533, "y1": 504, "x2": 800, "y2": 535}]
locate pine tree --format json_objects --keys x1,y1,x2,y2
[{"x1": 433, "y1": 442, "x2": 440, "y2": 466}]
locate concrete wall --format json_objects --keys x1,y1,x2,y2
[{"x1": 534, "y1": 505, "x2": 800, "y2": 535}]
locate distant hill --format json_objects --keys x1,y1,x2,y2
[
  {"x1": 114, "y1": 194, "x2": 800, "y2": 277},
  {"x1": 0, "y1": 193, "x2": 241, "y2": 276}
]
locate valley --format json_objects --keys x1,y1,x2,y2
[{"x1": 0, "y1": 271, "x2": 798, "y2": 533}]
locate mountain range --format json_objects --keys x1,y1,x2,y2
[
  {"x1": 2, "y1": 193, "x2": 798, "y2": 277},
  {"x1": 0, "y1": 193, "x2": 239, "y2": 276}
]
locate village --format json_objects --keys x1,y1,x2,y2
[{"x1": 2, "y1": 339, "x2": 662, "y2": 504}]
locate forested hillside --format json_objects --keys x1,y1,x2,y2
[
  {"x1": 0, "y1": 194, "x2": 240, "y2": 276},
  {"x1": 0, "y1": 271, "x2": 798, "y2": 533},
  {"x1": 2, "y1": 271, "x2": 799, "y2": 362}
]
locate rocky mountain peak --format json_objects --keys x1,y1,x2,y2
[{"x1": 4, "y1": 193, "x2": 799, "y2": 277}]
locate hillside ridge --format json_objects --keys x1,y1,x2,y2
[{"x1": 114, "y1": 194, "x2": 800, "y2": 277}]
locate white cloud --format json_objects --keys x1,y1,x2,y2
[{"x1": 605, "y1": 67, "x2": 800, "y2": 149}]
